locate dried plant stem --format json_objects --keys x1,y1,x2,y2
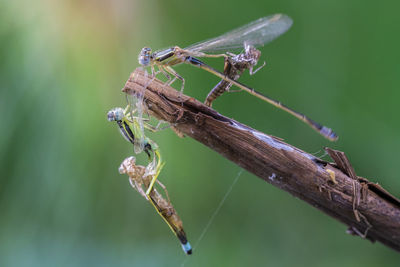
[{"x1": 123, "y1": 68, "x2": 400, "y2": 253}]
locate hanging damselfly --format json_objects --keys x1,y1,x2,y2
[
  {"x1": 137, "y1": 14, "x2": 338, "y2": 141},
  {"x1": 107, "y1": 105, "x2": 192, "y2": 254},
  {"x1": 107, "y1": 102, "x2": 164, "y2": 194},
  {"x1": 107, "y1": 105, "x2": 153, "y2": 158}
]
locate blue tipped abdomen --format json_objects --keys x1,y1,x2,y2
[{"x1": 181, "y1": 242, "x2": 192, "y2": 255}]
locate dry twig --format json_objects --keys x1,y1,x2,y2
[{"x1": 123, "y1": 68, "x2": 400, "y2": 252}]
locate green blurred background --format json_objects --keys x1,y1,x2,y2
[{"x1": 1, "y1": 0, "x2": 400, "y2": 266}]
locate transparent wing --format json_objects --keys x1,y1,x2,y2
[
  {"x1": 135, "y1": 91, "x2": 145, "y2": 136},
  {"x1": 126, "y1": 92, "x2": 146, "y2": 154},
  {"x1": 185, "y1": 14, "x2": 292, "y2": 53},
  {"x1": 134, "y1": 91, "x2": 146, "y2": 154}
]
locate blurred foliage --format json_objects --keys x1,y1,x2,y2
[{"x1": 1, "y1": 0, "x2": 400, "y2": 266}]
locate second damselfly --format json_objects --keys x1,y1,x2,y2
[{"x1": 137, "y1": 14, "x2": 338, "y2": 141}]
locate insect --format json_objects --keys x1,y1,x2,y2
[
  {"x1": 204, "y1": 43, "x2": 263, "y2": 107},
  {"x1": 108, "y1": 99, "x2": 192, "y2": 254},
  {"x1": 137, "y1": 14, "x2": 338, "y2": 141},
  {"x1": 107, "y1": 103, "x2": 162, "y2": 196},
  {"x1": 119, "y1": 156, "x2": 192, "y2": 255}
]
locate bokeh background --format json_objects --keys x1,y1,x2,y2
[{"x1": 1, "y1": 0, "x2": 400, "y2": 266}]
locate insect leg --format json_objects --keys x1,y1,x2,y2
[
  {"x1": 163, "y1": 65, "x2": 185, "y2": 93},
  {"x1": 249, "y1": 61, "x2": 266, "y2": 75},
  {"x1": 145, "y1": 150, "x2": 164, "y2": 196}
]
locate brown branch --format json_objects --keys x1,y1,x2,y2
[{"x1": 123, "y1": 68, "x2": 400, "y2": 252}]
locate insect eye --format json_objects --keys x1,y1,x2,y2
[
  {"x1": 107, "y1": 110, "x2": 116, "y2": 121},
  {"x1": 107, "y1": 108, "x2": 124, "y2": 121},
  {"x1": 138, "y1": 47, "x2": 152, "y2": 66}
]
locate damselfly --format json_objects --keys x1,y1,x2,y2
[
  {"x1": 108, "y1": 105, "x2": 192, "y2": 254},
  {"x1": 107, "y1": 105, "x2": 162, "y2": 195},
  {"x1": 107, "y1": 106, "x2": 153, "y2": 158},
  {"x1": 119, "y1": 156, "x2": 192, "y2": 255},
  {"x1": 138, "y1": 14, "x2": 338, "y2": 141}
]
